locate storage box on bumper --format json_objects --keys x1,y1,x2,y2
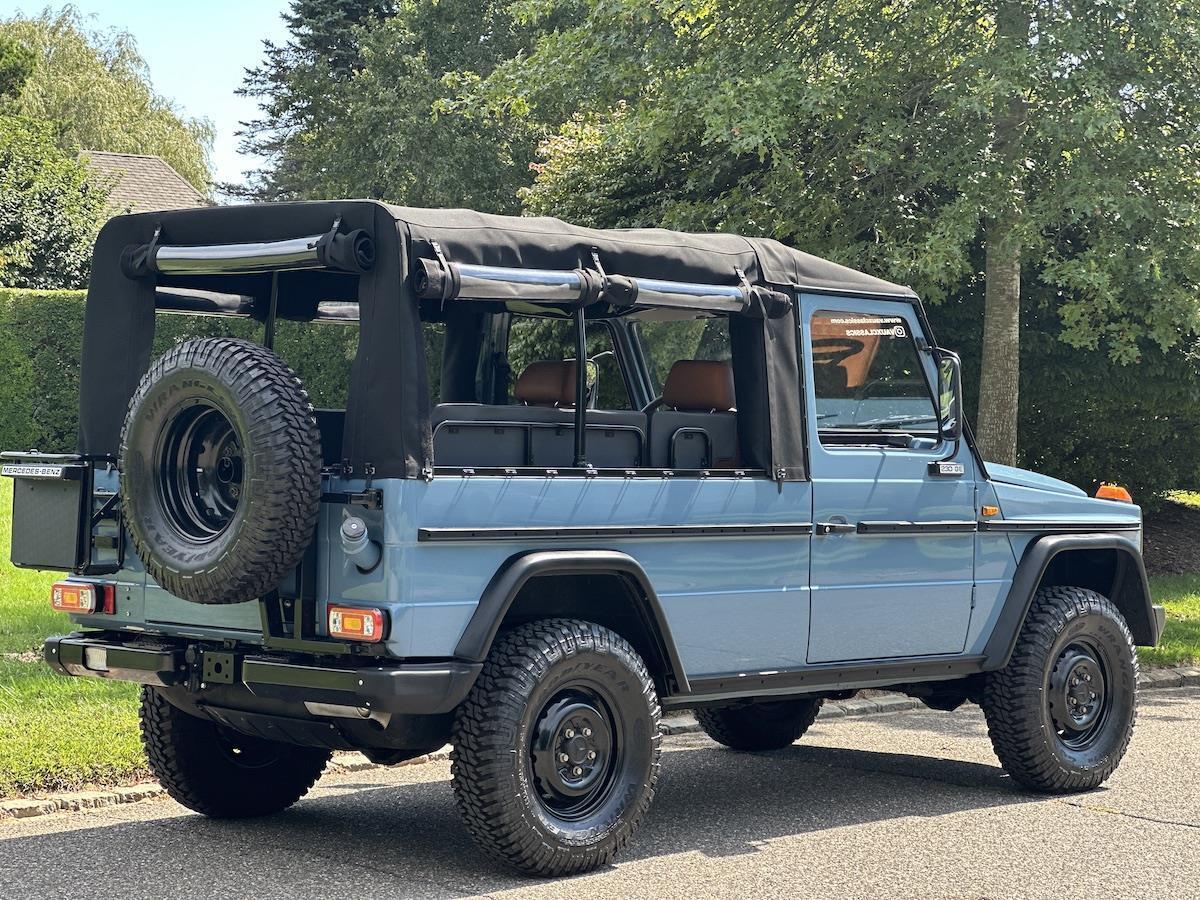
[{"x1": 44, "y1": 633, "x2": 481, "y2": 716}]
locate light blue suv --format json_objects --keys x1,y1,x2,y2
[{"x1": 4, "y1": 202, "x2": 1163, "y2": 876}]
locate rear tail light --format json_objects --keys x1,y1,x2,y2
[
  {"x1": 50, "y1": 582, "x2": 115, "y2": 614},
  {"x1": 328, "y1": 605, "x2": 385, "y2": 643}
]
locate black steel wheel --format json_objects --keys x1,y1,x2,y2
[
  {"x1": 695, "y1": 697, "x2": 823, "y2": 751},
  {"x1": 451, "y1": 619, "x2": 661, "y2": 877},
  {"x1": 981, "y1": 585, "x2": 1137, "y2": 793},
  {"x1": 156, "y1": 401, "x2": 244, "y2": 541},
  {"x1": 140, "y1": 687, "x2": 330, "y2": 818},
  {"x1": 120, "y1": 337, "x2": 321, "y2": 604}
]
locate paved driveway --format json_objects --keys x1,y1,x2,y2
[{"x1": 1, "y1": 687, "x2": 1198, "y2": 899}]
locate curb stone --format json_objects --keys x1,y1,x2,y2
[
  {"x1": 2, "y1": 667, "x2": 1195, "y2": 823},
  {"x1": 0, "y1": 747, "x2": 451, "y2": 823}
]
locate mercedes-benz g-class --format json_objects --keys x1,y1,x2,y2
[{"x1": 4, "y1": 202, "x2": 1163, "y2": 876}]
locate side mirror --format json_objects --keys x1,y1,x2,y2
[{"x1": 936, "y1": 352, "x2": 963, "y2": 443}]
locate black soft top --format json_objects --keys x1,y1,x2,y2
[
  {"x1": 80, "y1": 200, "x2": 906, "y2": 479},
  {"x1": 392, "y1": 206, "x2": 915, "y2": 299}
]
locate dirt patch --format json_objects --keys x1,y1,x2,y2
[
  {"x1": 2, "y1": 651, "x2": 40, "y2": 664},
  {"x1": 1142, "y1": 500, "x2": 1200, "y2": 576}
]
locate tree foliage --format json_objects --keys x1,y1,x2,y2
[
  {"x1": 0, "y1": 115, "x2": 107, "y2": 289},
  {"x1": 0, "y1": 8, "x2": 213, "y2": 192},
  {"x1": 0, "y1": 32, "x2": 34, "y2": 100},
  {"x1": 237, "y1": 0, "x2": 566, "y2": 210}
]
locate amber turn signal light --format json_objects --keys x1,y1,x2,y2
[
  {"x1": 51, "y1": 582, "x2": 96, "y2": 613},
  {"x1": 51, "y1": 582, "x2": 116, "y2": 614},
  {"x1": 1096, "y1": 483, "x2": 1133, "y2": 503},
  {"x1": 328, "y1": 605, "x2": 385, "y2": 643}
]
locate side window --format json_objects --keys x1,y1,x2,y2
[
  {"x1": 809, "y1": 310, "x2": 937, "y2": 443},
  {"x1": 635, "y1": 317, "x2": 731, "y2": 395},
  {"x1": 507, "y1": 316, "x2": 631, "y2": 410}
]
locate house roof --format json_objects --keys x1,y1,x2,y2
[{"x1": 82, "y1": 151, "x2": 208, "y2": 215}]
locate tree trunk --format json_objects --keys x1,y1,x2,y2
[
  {"x1": 976, "y1": 229, "x2": 1021, "y2": 465},
  {"x1": 975, "y1": 0, "x2": 1029, "y2": 467}
]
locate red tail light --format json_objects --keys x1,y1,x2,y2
[
  {"x1": 328, "y1": 605, "x2": 385, "y2": 643},
  {"x1": 50, "y1": 582, "x2": 115, "y2": 614}
]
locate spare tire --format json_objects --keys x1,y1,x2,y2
[{"x1": 120, "y1": 337, "x2": 322, "y2": 605}]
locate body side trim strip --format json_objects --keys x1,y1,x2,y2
[
  {"x1": 979, "y1": 520, "x2": 1140, "y2": 533},
  {"x1": 419, "y1": 523, "x2": 814, "y2": 542},
  {"x1": 856, "y1": 520, "x2": 978, "y2": 535}
]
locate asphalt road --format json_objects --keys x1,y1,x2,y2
[{"x1": 2, "y1": 688, "x2": 1198, "y2": 899}]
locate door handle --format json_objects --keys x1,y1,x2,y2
[{"x1": 816, "y1": 522, "x2": 857, "y2": 535}]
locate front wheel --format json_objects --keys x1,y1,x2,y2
[
  {"x1": 981, "y1": 585, "x2": 1138, "y2": 793},
  {"x1": 451, "y1": 619, "x2": 662, "y2": 877},
  {"x1": 140, "y1": 687, "x2": 331, "y2": 817}
]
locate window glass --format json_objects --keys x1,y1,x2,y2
[
  {"x1": 507, "y1": 316, "x2": 630, "y2": 410},
  {"x1": 809, "y1": 310, "x2": 937, "y2": 439},
  {"x1": 635, "y1": 317, "x2": 731, "y2": 394}
]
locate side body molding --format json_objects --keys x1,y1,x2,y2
[
  {"x1": 982, "y1": 532, "x2": 1158, "y2": 669},
  {"x1": 454, "y1": 549, "x2": 691, "y2": 694}
]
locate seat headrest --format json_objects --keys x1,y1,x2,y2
[
  {"x1": 514, "y1": 360, "x2": 577, "y2": 407},
  {"x1": 662, "y1": 360, "x2": 735, "y2": 412}
]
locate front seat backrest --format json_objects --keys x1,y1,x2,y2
[
  {"x1": 662, "y1": 360, "x2": 736, "y2": 413},
  {"x1": 651, "y1": 360, "x2": 739, "y2": 468},
  {"x1": 513, "y1": 360, "x2": 577, "y2": 407}
]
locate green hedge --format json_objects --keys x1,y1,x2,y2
[{"x1": 0, "y1": 288, "x2": 358, "y2": 455}]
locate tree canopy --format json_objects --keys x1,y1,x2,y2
[
  {"x1": 236, "y1": 0, "x2": 565, "y2": 210},
  {"x1": 0, "y1": 8, "x2": 213, "y2": 192},
  {"x1": 0, "y1": 114, "x2": 108, "y2": 289}
]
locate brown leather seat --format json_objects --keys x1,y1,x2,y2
[
  {"x1": 662, "y1": 360, "x2": 736, "y2": 413},
  {"x1": 650, "y1": 360, "x2": 739, "y2": 468},
  {"x1": 513, "y1": 360, "x2": 577, "y2": 407}
]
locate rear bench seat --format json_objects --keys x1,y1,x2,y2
[
  {"x1": 433, "y1": 360, "x2": 646, "y2": 468},
  {"x1": 648, "y1": 360, "x2": 739, "y2": 469}
]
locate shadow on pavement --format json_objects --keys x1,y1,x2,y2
[{"x1": 0, "y1": 740, "x2": 1042, "y2": 899}]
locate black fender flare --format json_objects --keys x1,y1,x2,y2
[
  {"x1": 453, "y1": 549, "x2": 690, "y2": 694},
  {"x1": 981, "y1": 532, "x2": 1159, "y2": 669}
]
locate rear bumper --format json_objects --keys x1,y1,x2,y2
[{"x1": 44, "y1": 633, "x2": 481, "y2": 716}]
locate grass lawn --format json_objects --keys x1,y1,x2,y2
[
  {"x1": 0, "y1": 478, "x2": 144, "y2": 796},
  {"x1": 0, "y1": 476, "x2": 1198, "y2": 797}
]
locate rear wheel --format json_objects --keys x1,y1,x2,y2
[
  {"x1": 981, "y1": 585, "x2": 1138, "y2": 793},
  {"x1": 696, "y1": 697, "x2": 823, "y2": 751},
  {"x1": 140, "y1": 687, "x2": 330, "y2": 817},
  {"x1": 451, "y1": 619, "x2": 661, "y2": 877}
]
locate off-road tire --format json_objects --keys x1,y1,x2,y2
[
  {"x1": 695, "y1": 697, "x2": 823, "y2": 751},
  {"x1": 451, "y1": 619, "x2": 662, "y2": 877},
  {"x1": 120, "y1": 337, "x2": 321, "y2": 605},
  {"x1": 139, "y1": 687, "x2": 330, "y2": 817},
  {"x1": 981, "y1": 585, "x2": 1138, "y2": 793}
]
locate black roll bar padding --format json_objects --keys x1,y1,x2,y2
[
  {"x1": 744, "y1": 286, "x2": 794, "y2": 319},
  {"x1": 120, "y1": 241, "x2": 156, "y2": 280},
  {"x1": 604, "y1": 274, "x2": 639, "y2": 308},
  {"x1": 413, "y1": 255, "x2": 457, "y2": 300},
  {"x1": 315, "y1": 228, "x2": 376, "y2": 273}
]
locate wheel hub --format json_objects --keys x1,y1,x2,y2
[
  {"x1": 1049, "y1": 642, "x2": 1109, "y2": 749},
  {"x1": 157, "y1": 401, "x2": 244, "y2": 542},
  {"x1": 530, "y1": 690, "x2": 617, "y2": 819}
]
